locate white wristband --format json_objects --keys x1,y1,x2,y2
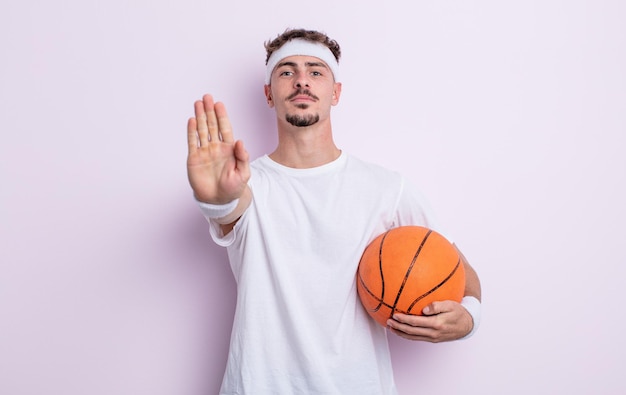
[
  {"x1": 460, "y1": 296, "x2": 481, "y2": 339},
  {"x1": 197, "y1": 198, "x2": 239, "y2": 220}
]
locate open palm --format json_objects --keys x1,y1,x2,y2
[{"x1": 187, "y1": 94, "x2": 250, "y2": 204}]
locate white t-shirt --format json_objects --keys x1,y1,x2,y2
[{"x1": 203, "y1": 152, "x2": 442, "y2": 395}]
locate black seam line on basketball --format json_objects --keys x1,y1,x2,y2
[
  {"x1": 357, "y1": 272, "x2": 385, "y2": 313},
  {"x1": 390, "y1": 229, "x2": 433, "y2": 319},
  {"x1": 356, "y1": 229, "x2": 392, "y2": 313},
  {"x1": 357, "y1": 266, "x2": 396, "y2": 312},
  {"x1": 377, "y1": 230, "x2": 391, "y2": 312},
  {"x1": 358, "y1": 274, "x2": 396, "y2": 313},
  {"x1": 405, "y1": 257, "x2": 462, "y2": 314}
]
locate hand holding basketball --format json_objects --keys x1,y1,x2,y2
[
  {"x1": 386, "y1": 301, "x2": 474, "y2": 342},
  {"x1": 357, "y1": 226, "x2": 477, "y2": 342},
  {"x1": 187, "y1": 94, "x2": 250, "y2": 204},
  {"x1": 357, "y1": 226, "x2": 466, "y2": 324}
]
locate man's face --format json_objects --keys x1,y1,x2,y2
[{"x1": 265, "y1": 55, "x2": 341, "y2": 127}]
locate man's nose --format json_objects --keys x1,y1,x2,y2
[{"x1": 294, "y1": 75, "x2": 310, "y2": 89}]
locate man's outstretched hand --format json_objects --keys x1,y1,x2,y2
[{"x1": 187, "y1": 94, "x2": 250, "y2": 204}]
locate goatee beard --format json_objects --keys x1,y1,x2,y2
[{"x1": 286, "y1": 113, "x2": 320, "y2": 127}]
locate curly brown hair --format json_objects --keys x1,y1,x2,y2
[{"x1": 264, "y1": 28, "x2": 341, "y2": 65}]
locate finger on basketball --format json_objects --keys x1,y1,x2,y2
[
  {"x1": 215, "y1": 101, "x2": 234, "y2": 143},
  {"x1": 391, "y1": 316, "x2": 442, "y2": 335},
  {"x1": 390, "y1": 313, "x2": 419, "y2": 325},
  {"x1": 422, "y1": 300, "x2": 454, "y2": 316},
  {"x1": 422, "y1": 303, "x2": 437, "y2": 316},
  {"x1": 390, "y1": 313, "x2": 434, "y2": 332},
  {"x1": 387, "y1": 318, "x2": 433, "y2": 338}
]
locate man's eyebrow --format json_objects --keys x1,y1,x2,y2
[
  {"x1": 305, "y1": 61, "x2": 329, "y2": 69},
  {"x1": 275, "y1": 61, "x2": 329, "y2": 69},
  {"x1": 276, "y1": 61, "x2": 298, "y2": 68}
]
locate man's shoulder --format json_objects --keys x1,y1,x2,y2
[{"x1": 345, "y1": 153, "x2": 402, "y2": 179}]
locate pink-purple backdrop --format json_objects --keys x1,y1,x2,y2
[{"x1": 2, "y1": 1, "x2": 625, "y2": 394}]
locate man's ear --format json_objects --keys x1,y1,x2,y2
[
  {"x1": 331, "y1": 82, "x2": 342, "y2": 106},
  {"x1": 264, "y1": 84, "x2": 274, "y2": 108}
]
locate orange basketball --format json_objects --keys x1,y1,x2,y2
[{"x1": 357, "y1": 226, "x2": 465, "y2": 327}]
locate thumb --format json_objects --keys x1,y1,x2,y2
[
  {"x1": 422, "y1": 301, "x2": 451, "y2": 316},
  {"x1": 233, "y1": 140, "x2": 250, "y2": 177},
  {"x1": 422, "y1": 302, "x2": 437, "y2": 316}
]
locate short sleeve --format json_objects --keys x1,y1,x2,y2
[{"x1": 394, "y1": 177, "x2": 454, "y2": 244}]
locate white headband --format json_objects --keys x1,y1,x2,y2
[{"x1": 265, "y1": 39, "x2": 340, "y2": 84}]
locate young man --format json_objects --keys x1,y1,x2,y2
[{"x1": 186, "y1": 28, "x2": 481, "y2": 395}]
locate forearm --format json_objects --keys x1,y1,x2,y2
[
  {"x1": 463, "y1": 260, "x2": 481, "y2": 301},
  {"x1": 217, "y1": 186, "x2": 252, "y2": 234},
  {"x1": 454, "y1": 245, "x2": 481, "y2": 301},
  {"x1": 454, "y1": 245, "x2": 481, "y2": 338}
]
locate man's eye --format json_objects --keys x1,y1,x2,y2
[
  {"x1": 280, "y1": 71, "x2": 293, "y2": 76},
  {"x1": 311, "y1": 71, "x2": 322, "y2": 76}
]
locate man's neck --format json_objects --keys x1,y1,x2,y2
[{"x1": 269, "y1": 120, "x2": 340, "y2": 169}]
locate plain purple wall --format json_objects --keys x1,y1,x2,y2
[{"x1": 2, "y1": 1, "x2": 625, "y2": 394}]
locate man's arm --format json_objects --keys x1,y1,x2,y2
[
  {"x1": 187, "y1": 94, "x2": 251, "y2": 234},
  {"x1": 458, "y1": 246, "x2": 481, "y2": 301}
]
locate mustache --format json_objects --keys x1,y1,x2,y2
[{"x1": 286, "y1": 89, "x2": 319, "y2": 101}]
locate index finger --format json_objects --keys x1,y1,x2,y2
[
  {"x1": 214, "y1": 101, "x2": 234, "y2": 143},
  {"x1": 386, "y1": 314, "x2": 437, "y2": 339},
  {"x1": 390, "y1": 313, "x2": 432, "y2": 328}
]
